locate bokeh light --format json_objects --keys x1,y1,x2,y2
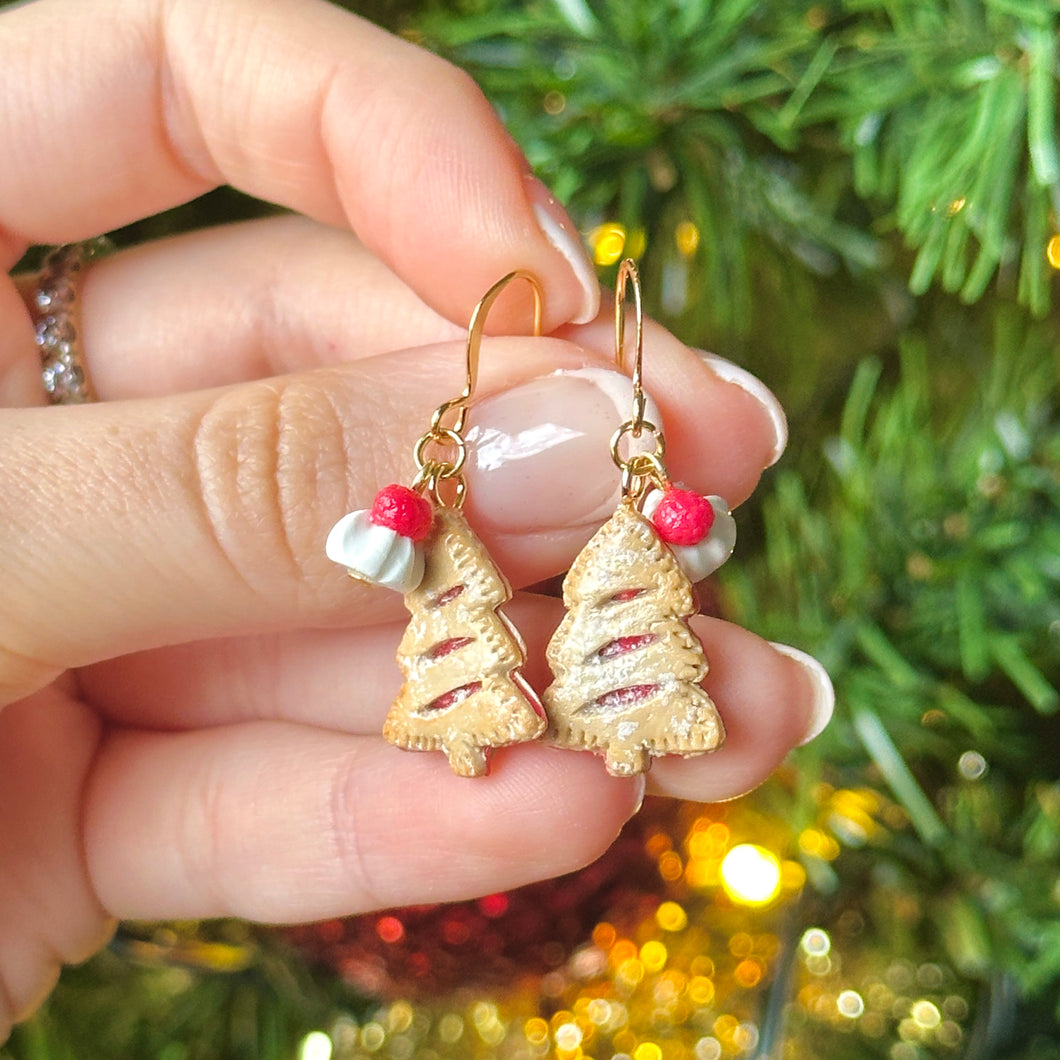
[
  {"x1": 1047, "y1": 234, "x2": 1060, "y2": 269},
  {"x1": 298, "y1": 1031, "x2": 333, "y2": 1060},
  {"x1": 675, "y1": 220, "x2": 700, "y2": 257},
  {"x1": 720, "y1": 844, "x2": 782, "y2": 905},
  {"x1": 591, "y1": 223, "x2": 627, "y2": 265}
]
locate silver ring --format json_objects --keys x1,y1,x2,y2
[{"x1": 29, "y1": 238, "x2": 111, "y2": 404}]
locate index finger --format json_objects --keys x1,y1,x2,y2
[{"x1": 0, "y1": 0, "x2": 598, "y2": 328}]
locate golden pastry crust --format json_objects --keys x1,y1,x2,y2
[
  {"x1": 383, "y1": 507, "x2": 545, "y2": 776},
  {"x1": 543, "y1": 501, "x2": 725, "y2": 776}
]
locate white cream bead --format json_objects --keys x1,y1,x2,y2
[{"x1": 326, "y1": 510, "x2": 425, "y2": 593}]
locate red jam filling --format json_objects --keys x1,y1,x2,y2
[
  {"x1": 431, "y1": 584, "x2": 465, "y2": 607},
  {"x1": 597, "y1": 634, "x2": 656, "y2": 659},
  {"x1": 608, "y1": 588, "x2": 645, "y2": 603},
  {"x1": 426, "y1": 681, "x2": 483, "y2": 711},
  {"x1": 428, "y1": 636, "x2": 473, "y2": 660},
  {"x1": 594, "y1": 684, "x2": 659, "y2": 710}
]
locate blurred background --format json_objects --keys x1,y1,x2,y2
[{"x1": 4, "y1": 1, "x2": 1059, "y2": 1058}]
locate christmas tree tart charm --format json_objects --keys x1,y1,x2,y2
[
  {"x1": 542, "y1": 259, "x2": 735, "y2": 777},
  {"x1": 326, "y1": 272, "x2": 547, "y2": 777}
]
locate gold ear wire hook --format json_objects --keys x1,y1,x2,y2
[
  {"x1": 609, "y1": 258, "x2": 668, "y2": 498},
  {"x1": 465, "y1": 270, "x2": 544, "y2": 407},
  {"x1": 430, "y1": 270, "x2": 544, "y2": 437},
  {"x1": 614, "y1": 257, "x2": 647, "y2": 434},
  {"x1": 414, "y1": 270, "x2": 544, "y2": 507}
]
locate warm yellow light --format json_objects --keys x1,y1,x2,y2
[
  {"x1": 720, "y1": 844, "x2": 782, "y2": 905},
  {"x1": 684, "y1": 859, "x2": 714, "y2": 888},
  {"x1": 694, "y1": 1036, "x2": 722, "y2": 1060},
  {"x1": 634, "y1": 1042, "x2": 663, "y2": 1060},
  {"x1": 781, "y1": 859, "x2": 808, "y2": 890},
  {"x1": 387, "y1": 1001, "x2": 413, "y2": 1034},
  {"x1": 640, "y1": 940, "x2": 668, "y2": 972},
  {"x1": 471, "y1": 1001, "x2": 499, "y2": 1029},
  {"x1": 587, "y1": 999, "x2": 613, "y2": 1026},
  {"x1": 688, "y1": 975, "x2": 716, "y2": 1006},
  {"x1": 675, "y1": 220, "x2": 700, "y2": 257},
  {"x1": 689, "y1": 822, "x2": 730, "y2": 859},
  {"x1": 658, "y1": 850, "x2": 684, "y2": 881},
  {"x1": 554, "y1": 1022, "x2": 583, "y2": 1050},
  {"x1": 524, "y1": 1018, "x2": 549, "y2": 1046},
  {"x1": 798, "y1": 827, "x2": 840, "y2": 860},
  {"x1": 591, "y1": 223, "x2": 627, "y2": 266},
  {"x1": 911, "y1": 999, "x2": 942, "y2": 1028},
  {"x1": 713, "y1": 1014, "x2": 739, "y2": 1040},
  {"x1": 655, "y1": 900, "x2": 688, "y2": 932},
  {"x1": 734, "y1": 959, "x2": 763, "y2": 987},
  {"x1": 592, "y1": 921, "x2": 616, "y2": 949},
  {"x1": 1047, "y1": 235, "x2": 1060, "y2": 269},
  {"x1": 299, "y1": 1031, "x2": 333, "y2": 1060}
]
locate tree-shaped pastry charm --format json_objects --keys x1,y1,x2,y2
[
  {"x1": 383, "y1": 507, "x2": 546, "y2": 776},
  {"x1": 543, "y1": 500, "x2": 724, "y2": 776}
]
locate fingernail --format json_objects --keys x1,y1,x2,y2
[
  {"x1": 525, "y1": 176, "x2": 600, "y2": 326},
  {"x1": 465, "y1": 367, "x2": 662, "y2": 532},
  {"x1": 699, "y1": 352, "x2": 788, "y2": 466},
  {"x1": 630, "y1": 774, "x2": 647, "y2": 816},
  {"x1": 770, "y1": 642, "x2": 835, "y2": 745}
]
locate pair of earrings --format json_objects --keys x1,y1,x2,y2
[{"x1": 326, "y1": 260, "x2": 736, "y2": 778}]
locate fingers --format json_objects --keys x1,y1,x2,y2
[
  {"x1": 0, "y1": 0, "x2": 597, "y2": 328},
  {"x1": 10, "y1": 219, "x2": 786, "y2": 485},
  {"x1": 559, "y1": 312, "x2": 788, "y2": 474},
  {"x1": 83, "y1": 727, "x2": 641, "y2": 921},
  {"x1": 644, "y1": 623, "x2": 832, "y2": 802},
  {"x1": 0, "y1": 279, "x2": 36, "y2": 408},
  {"x1": 0, "y1": 341, "x2": 553, "y2": 703},
  {"x1": 12, "y1": 217, "x2": 463, "y2": 404},
  {"x1": 81, "y1": 597, "x2": 829, "y2": 804},
  {"x1": 0, "y1": 690, "x2": 114, "y2": 1037},
  {"x1": 0, "y1": 332, "x2": 780, "y2": 705}
]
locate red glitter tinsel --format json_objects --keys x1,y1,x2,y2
[{"x1": 281, "y1": 799, "x2": 680, "y2": 999}]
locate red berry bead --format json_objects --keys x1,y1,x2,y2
[
  {"x1": 369, "y1": 484, "x2": 433, "y2": 541},
  {"x1": 651, "y1": 487, "x2": 715, "y2": 546}
]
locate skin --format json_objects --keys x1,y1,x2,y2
[{"x1": 0, "y1": 0, "x2": 821, "y2": 1039}]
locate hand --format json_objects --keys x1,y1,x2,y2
[{"x1": 0, "y1": 0, "x2": 832, "y2": 1039}]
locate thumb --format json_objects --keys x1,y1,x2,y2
[{"x1": 0, "y1": 0, "x2": 600, "y2": 329}]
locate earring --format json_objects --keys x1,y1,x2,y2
[
  {"x1": 325, "y1": 273, "x2": 547, "y2": 777},
  {"x1": 542, "y1": 259, "x2": 737, "y2": 777}
]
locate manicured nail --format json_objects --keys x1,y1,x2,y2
[
  {"x1": 525, "y1": 176, "x2": 600, "y2": 326},
  {"x1": 770, "y1": 642, "x2": 835, "y2": 745},
  {"x1": 630, "y1": 773, "x2": 647, "y2": 816},
  {"x1": 465, "y1": 367, "x2": 662, "y2": 533},
  {"x1": 699, "y1": 352, "x2": 788, "y2": 466}
]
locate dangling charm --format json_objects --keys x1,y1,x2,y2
[
  {"x1": 327, "y1": 273, "x2": 547, "y2": 776},
  {"x1": 542, "y1": 259, "x2": 732, "y2": 776},
  {"x1": 384, "y1": 506, "x2": 544, "y2": 777}
]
